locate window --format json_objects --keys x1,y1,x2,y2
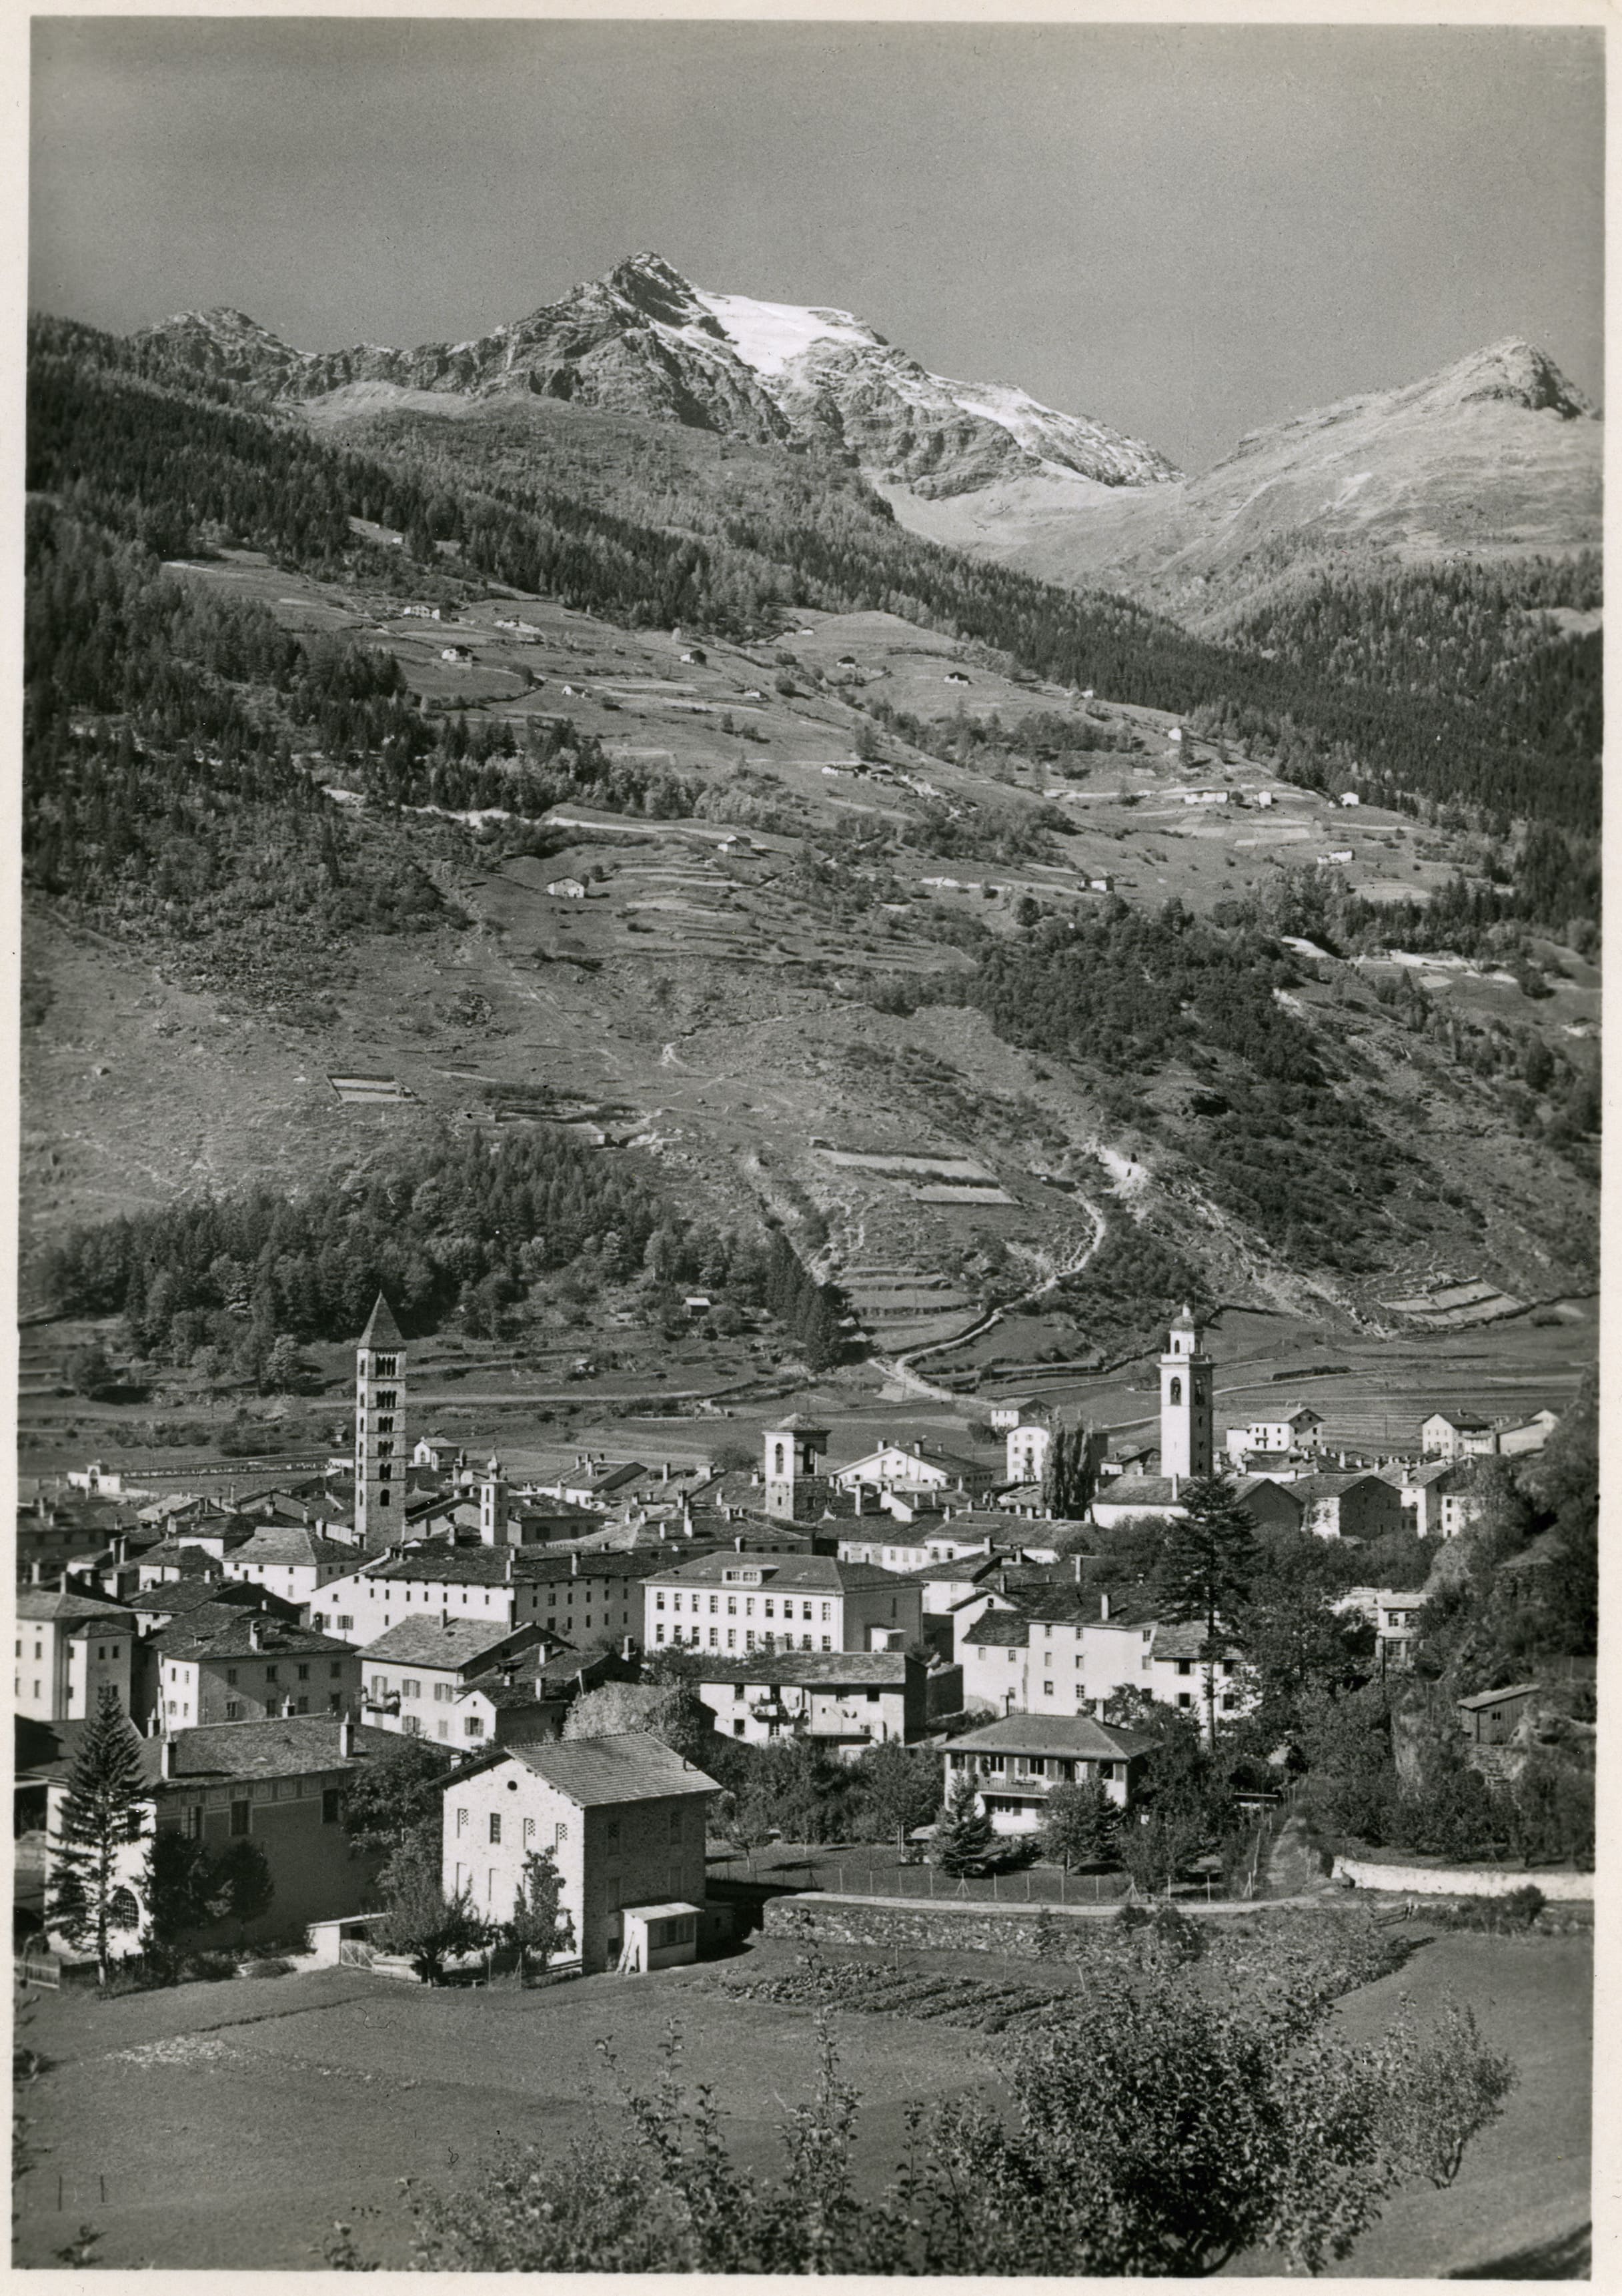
[
  {"x1": 322, "y1": 1788, "x2": 342, "y2": 1826},
  {"x1": 708, "y1": 1628, "x2": 718, "y2": 1647},
  {"x1": 230, "y1": 1800, "x2": 251, "y2": 1836},
  {"x1": 821, "y1": 1637, "x2": 831, "y2": 1652},
  {"x1": 455, "y1": 1806, "x2": 468, "y2": 1836},
  {"x1": 554, "y1": 1822, "x2": 568, "y2": 1847},
  {"x1": 337, "y1": 1616, "x2": 353, "y2": 1632},
  {"x1": 820, "y1": 1604, "x2": 831, "y2": 1623},
  {"x1": 401, "y1": 1679, "x2": 420, "y2": 1701},
  {"x1": 401, "y1": 1714, "x2": 422, "y2": 1736},
  {"x1": 523, "y1": 1816, "x2": 536, "y2": 1843},
  {"x1": 297, "y1": 1664, "x2": 310, "y2": 1682},
  {"x1": 1169, "y1": 1377, "x2": 1182, "y2": 1405},
  {"x1": 733, "y1": 1718, "x2": 746, "y2": 1736},
  {"x1": 265, "y1": 1665, "x2": 279, "y2": 1684},
  {"x1": 764, "y1": 1600, "x2": 774, "y2": 1619},
  {"x1": 708, "y1": 1596, "x2": 718, "y2": 1614},
  {"x1": 1043, "y1": 1680, "x2": 1054, "y2": 1696},
  {"x1": 225, "y1": 1668, "x2": 238, "y2": 1686},
  {"x1": 656, "y1": 1626, "x2": 666, "y2": 1644},
  {"x1": 465, "y1": 1717, "x2": 486, "y2": 1738},
  {"x1": 866, "y1": 1688, "x2": 880, "y2": 1704},
  {"x1": 1177, "y1": 1693, "x2": 1192, "y2": 1710},
  {"x1": 225, "y1": 1700, "x2": 241, "y2": 1721},
  {"x1": 109, "y1": 1887, "x2": 140, "y2": 1931},
  {"x1": 746, "y1": 1631, "x2": 755, "y2": 1650},
  {"x1": 726, "y1": 1598, "x2": 736, "y2": 1616},
  {"x1": 656, "y1": 1593, "x2": 666, "y2": 1610},
  {"x1": 489, "y1": 1813, "x2": 502, "y2": 1844},
  {"x1": 606, "y1": 1820, "x2": 620, "y2": 1848},
  {"x1": 1176, "y1": 1660, "x2": 1192, "y2": 1677}
]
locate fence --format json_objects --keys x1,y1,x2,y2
[{"x1": 706, "y1": 1858, "x2": 1134, "y2": 1908}]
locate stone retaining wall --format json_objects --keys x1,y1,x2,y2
[
  {"x1": 1332, "y1": 1856, "x2": 1592, "y2": 1902},
  {"x1": 762, "y1": 1892, "x2": 1071, "y2": 1958}
]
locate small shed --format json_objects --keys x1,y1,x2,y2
[
  {"x1": 618, "y1": 1900, "x2": 701, "y2": 1973},
  {"x1": 1341, "y1": 791, "x2": 1361, "y2": 807},
  {"x1": 441, "y1": 646, "x2": 473, "y2": 663},
  {"x1": 1457, "y1": 1682, "x2": 1540, "y2": 1746},
  {"x1": 546, "y1": 877, "x2": 588, "y2": 900}
]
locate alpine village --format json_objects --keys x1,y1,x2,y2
[{"x1": 16, "y1": 244, "x2": 1597, "y2": 2277}]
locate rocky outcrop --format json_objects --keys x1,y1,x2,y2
[{"x1": 134, "y1": 251, "x2": 1180, "y2": 499}]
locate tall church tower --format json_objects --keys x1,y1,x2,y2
[
  {"x1": 355, "y1": 1294, "x2": 406, "y2": 1546},
  {"x1": 762, "y1": 1415, "x2": 829, "y2": 1521},
  {"x1": 1159, "y1": 1304, "x2": 1212, "y2": 1483}
]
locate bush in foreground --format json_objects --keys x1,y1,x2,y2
[{"x1": 331, "y1": 1970, "x2": 1514, "y2": 2275}]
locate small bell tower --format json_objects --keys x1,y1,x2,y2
[{"x1": 762, "y1": 1415, "x2": 829, "y2": 1520}]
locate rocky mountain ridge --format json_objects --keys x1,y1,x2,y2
[{"x1": 137, "y1": 251, "x2": 1182, "y2": 501}]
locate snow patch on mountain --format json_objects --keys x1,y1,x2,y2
[{"x1": 689, "y1": 288, "x2": 884, "y2": 377}]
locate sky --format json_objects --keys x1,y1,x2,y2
[{"x1": 28, "y1": 19, "x2": 1604, "y2": 472}]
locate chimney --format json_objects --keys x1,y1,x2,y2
[
  {"x1": 1170, "y1": 1474, "x2": 1180, "y2": 1502},
  {"x1": 339, "y1": 1714, "x2": 354, "y2": 1756},
  {"x1": 662, "y1": 1461, "x2": 671, "y2": 1482},
  {"x1": 161, "y1": 1738, "x2": 176, "y2": 1780},
  {"x1": 621, "y1": 1636, "x2": 634, "y2": 1662},
  {"x1": 735, "y1": 1534, "x2": 745, "y2": 1553},
  {"x1": 1099, "y1": 1592, "x2": 1110, "y2": 1622},
  {"x1": 570, "y1": 1552, "x2": 580, "y2": 1577},
  {"x1": 248, "y1": 1616, "x2": 265, "y2": 1651},
  {"x1": 29, "y1": 1560, "x2": 41, "y2": 1585},
  {"x1": 1072, "y1": 1556, "x2": 1084, "y2": 1584}
]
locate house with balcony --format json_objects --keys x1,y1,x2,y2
[
  {"x1": 942, "y1": 1712, "x2": 1156, "y2": 1829},
  {"x1": 692, "y1": 1649, "x2": 940, "y2": 1756},
  {"x1": 959, "y1": 1596, "x2": 1252, "y2": 1737},
  {"x1": 358, "y1": 1615, "x2": 548, "y2": 1736}
]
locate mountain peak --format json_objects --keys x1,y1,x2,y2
[
  {"x1": 599, "y1": 250, "x2": 704, "y2": 326},
  {"x1": 1425, "y1": 338, "x2": 1596, "y2": 420}
]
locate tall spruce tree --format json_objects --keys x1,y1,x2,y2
[
  {"x1": 935, "y1": 1770, "x2": 996, "y2": 1877},
  {"x1": 46, "y1": 1686, "x2": 149, "y2": 1982},
  {"x1": 1154, "y1": 1478, "x2": 1261, "y2": 1744}
]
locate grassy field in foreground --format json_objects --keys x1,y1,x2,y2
[{"x1": 14, "y1": 1926, "x2": 1588, "y2": 2274}]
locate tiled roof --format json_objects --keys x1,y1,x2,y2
[
  {"x1": 15, "y1": 1588, "x2": 134, "y2": 1625},
  {"x1": 360, "y1": 1546, "x2": 663, "y2": 1588},
  {"x1": 945, "y1": 1714, "x2": 1156, "y2": 1760},
  {"x1": 695, "y1": 1651, "x2": 911, "y2": 1688},
  {"x1": 1293, "y1": 1473, "x2": 1391, "y2": 1500},
  {"x1": 962, "y1": 1613, "x2": 1032, "y2": 1648},
  {"x1": 16, "y1": 1712, "x2": 399, "y2": 1787},
  {"x1": 498, "y1": 1733, "x2": 720, "y2": 1807},
  {"x1": 227, "y1": 1525, "x2": 357, "y2": 1568},
  {"x1": 646, "y1": 1552, "x2": 899, "y2": 1592},
  {"x1": 766, "y1": 1413, "x2": 830, "y2": 1433},
  {"x1": 1094, "y1": 1476, "x2": 1184, "y2": 1508},
  {"x1": 151, "y1": 1614, "x2": 354, "y2": 1662},
  {"x1": 361, "y1": 1616, "x2": 537, "y2": 1668},
  {"x1": 1149, "y1": 1621, "x2": 1243, "y2": 1662},
  {"x1": 123, "y1": 1581, "x2": 276, "y2": 1618}
]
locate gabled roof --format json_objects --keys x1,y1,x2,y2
[
  {"x1": 17, "y1": 1712, "x2": 399, "y2": 1787},
  {"x1": 15, "y1": 1588, "x2": 134, "y2": 1625},
  {"x1": 1457, "y1": 1681, "x2": 1541, "y2": 1710},
  {"x1": 946, "y1": 1713, "x2": 1156, "y2": 1759},
  {"x1": 363, "y1": 1616, "x2": 538, "y2": 1668},
  {"x1": 349, "y1": 1546, "x2": 664, "y2": 1588},
  {"x1": 1094, "y1": 1476, "x2": 1184, "y2": 1508},
  {"x1": 1293, "y1": 1472, "x2": 1393, "y2": 1500},
  {"x1": 695, "y1": 1651, "x2": 912, "y2": 1688},
  {"x1": 151, "y1": 1613, "x2": 354, "y2": 1662},
  {"x1": 961, "y1": 1612, "x2": 1032, "y2": 1648},
  {"x1": 359, "y1": 1293, "x2": 405, "y2": 1349},
  {"x1": 227, "y1": 1525, "x2": 357, "y2": 1568},
  {"x1": 765, "y1": 1414, "x2": 830, "y2": 1436},
  {"x1": 484, "y1": 1732, "x2": 720, "y2": 1807},
  {"x1": 123, "y1": 1580, "x2": 281, "y2": 1619},
  {"x1": 1423, "y1": 1409, "x2": 1495, "y2": 1430}
]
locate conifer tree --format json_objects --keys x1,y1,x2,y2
[
  {"x1": 46, "y1": 1686, "x2": 148, "y2": 1982},
  {"x1": 935, "y1": 1770, "x2": 995, "y2": 1877},
  {"x1": 1154, "y1": 1478, "x2": 1261, "y2": 1744}
]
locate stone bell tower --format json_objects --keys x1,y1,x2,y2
[
  {"x1": 762, "y1": 1415, "x2": 830, "y2": 1521},
  {"x1": 355, "y1": 1294, "x2": 406, "y2": 1546}
]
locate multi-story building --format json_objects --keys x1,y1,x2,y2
[
  {"x1": 223, "y1": 1524, "x2": 359, "y2": 1608},
  {"x1": 692, "y1": 1650, "x2": 932, "y2": 1755},
  {"x1": 353, "y1": 1293, "x2": 407, "y2": 1546},
  {"x1": 942, "y1": 1712, "x2": 1156, "y2": 1830},
  {"x1": 151, "y1": 1612, "x2": 361, "y2": 1730},
  {"x1": 1293, "y1": 1472, "x2": 1403, "y2": 1543},
  {"x1": 1419, "y1": 1411, "x2": 1499, "y2": 1461},
  {"x1": 28, "y1": 1712, "x2": 399, "y2": 1963},
  {"x1": 309, "y1": 1546, "x2": 660, "y2": 1649},
  {"x1": 13, "y1": 1589, "x2": 135, "y2": 1722},
  {"x1": 959, "y1": 1596, "x2": 1252, "y2": 1734},
  {"x1": 1335, "y1": 1586, "x2": 1423, "y2": 1671},
  {"x1": 442, "y1": 1734, "x2": 720, "y2": 1971},
  {"x1": 358, "y1": 1616, "x2": 547, "y2": 1738},
  {"x1": 642, "y1": 1552, "x2": 922, "y2": 1658}
]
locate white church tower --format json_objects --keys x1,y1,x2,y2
[
  {"x1": 762, "y1": 1415, "x2": 829, "y2": 1521},
  {"x1": 355, "y1": 1293, "x2": 406, "y2": 1546},
  {"x1": 1159, "y1": 1304, "x2": 1212, "y2": 1482}
]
